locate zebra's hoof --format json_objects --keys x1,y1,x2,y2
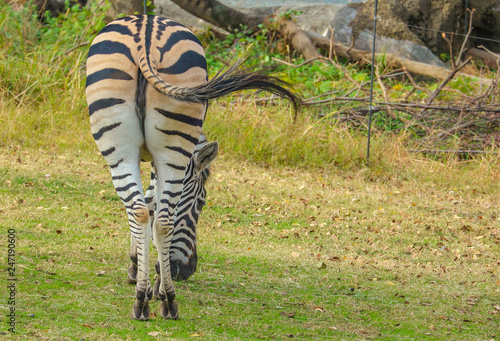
[
  {"x1": 127, "y1": 263, "x2": 137, "y2": 284},
  {"x1": 160, "y1": 300, "x2": 179, "y2": 320},
  {"x1": 131, "y1": 300, "x2": 150, "y2": 321}
]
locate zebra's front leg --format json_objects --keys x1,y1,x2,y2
[
  {"x1": 153, "y1": 217, "x2": 179, "y2": 319},
  {"x1": 127, "y1": 236, "x2": 138, "y2": 284},
  {"x1": 151, "y1": 164, "x2": 189, "y2": 320}
]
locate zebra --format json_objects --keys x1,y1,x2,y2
[{"x1": 85, "y1": 14, "x2": 298, "y2": 321}]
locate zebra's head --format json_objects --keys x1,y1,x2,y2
[{"x1": 170, "y1": 135, "x2": 218, "y2": 281}]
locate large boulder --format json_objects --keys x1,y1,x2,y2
[{"x1": 352, "y1": 0, "x2": 500, "y2": 55}]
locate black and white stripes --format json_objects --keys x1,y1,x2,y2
[{"x1": 85, "y1": 14, "x2": 297, "y2": 321}]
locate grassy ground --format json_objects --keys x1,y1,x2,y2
[{"x1": 1, "y1": 138, "x2": 499, "y2": 340}]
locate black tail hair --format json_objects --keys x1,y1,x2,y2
[{"x1": 146, "y1": 59, "x2": 300, "y2": 114}]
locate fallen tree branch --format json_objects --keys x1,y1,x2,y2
[
  {"x1": 467, "y1": 47, "x2": 500, "y2": 69},
  {"x1": 423, "y1": 57, "x2": 471, "y2": 106},
  {"x1": 303, "y1": 97, "x2": 500, "y2": 113},
  {"x1": 271, "y1": 16, "x2": 326, "y2": 62},
  {"x1": 432, "y1": 121, "x2": 477, "y2": 142},
  {"x1": 403, "y1": 68, "x2": 431, "y2": 95},
  {"x1": 305, "y1": 30, "x2": 492, "y2": 86},
  {"x1": 271, "y1": 56, "x2": 325, "y2": 68},
  {"x1": 409, "y1": 149, "x2": 495, "y2": 154}
]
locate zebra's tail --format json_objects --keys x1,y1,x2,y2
[{"x1": 139, "y1": 59, "x2": 300, "y2": 113}]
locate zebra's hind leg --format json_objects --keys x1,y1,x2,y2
[
  {"x1": 110, "y1": 162, "x2": 153, "y2": 321},
  {"x1": 127, "y1": 164, "x2": 157, "y2": 285},
  {"x1": 144, "y1": 83, "x2": 204, "y2": 320}
]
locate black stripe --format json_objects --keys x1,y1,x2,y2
[
  {"x1": 130, "y1": 229, "x2": 141, "y2": 236},
  {"x1": 178, "y1": 193, "x2": 197, "y2": 208},
  {"x1": 165, "y1": 179, "x2": 185, "y2": 185},
  {"x1": 158, "y1": 17, "x2": 187, "y2": 29},
  {"x1": 101, "y1": 147, "x2": 116, "y2": 157},
  {"x1": 88, "y1": 41, "x2": 135, "y2": 65},
  {"x1": 163, "y1": 190, "x2": 183, "y2": 197},
  {"x1": 165, "y1": 146, "x2": 193, "y2": 158},
  {"x1": 131, "y1": 201, "x2": 146, "y2": 210},
  {"x1": 157, "y1": 31, "x2": 202, "y2": 63},
  {"x1": 121, "y1": 190, "x2": 142, "y2": 203},
  {"x1": 112, "y1": 173, "x2": 132, "y2": 180},
  {"x1": 169, "y1": 246, "x2": 189, "y2": 258},
  {"x1": 171, "y1": 237, "x2": 193, "y2": 249},
  {"x1": 177, "y1": 188, "x2": 197, "y2": 203},
  {"x1": 157, "y1": 50, "x2": 207, "y2": 75},
  {"x1": 175, "y1": 205, "x2": 190, "y2": 218},
  {"x1": 98, "y1": 23, "x2": 134, "y2": 37},
  {"x1": 145, "y1": 15, "x2": 154, "y2": 74},
  {"x1": 176, "y1": 200, "x2": 197, "y2": 217},
  {"x1": 110, "y1": 159, "x2": 124, "y2": 169},
  {"x1": 155, "y1": 108, "x2": 203, "y2": 127},
  {"x1": 92, "y1": 122, "x2": 122, "y2": 140},
  {"x1": 154, "y1": 127, "x2": 198, "y2": 145},
  {"x1": 86, "y1": 68, "x2": 133, "y2": 87},
  {"x1": 173, "y1": 226, "x2": 196, "y2": 240},
  {"x1": 88, "y1": 98, "x2": 125, "y2": 116},
  {"x1": 116, "y1": 182, "x2": 137, "y2": 192},
  {"x1": 167, "y1": 163, "x2": 186, "y2": 171},
  {"x1": 159, "y1": 202, "x2": 176, "y2": 210},
  {"x1": 130, "y1": 16, "x2": 144, "y2": 43},
  {"x1": 154, "y1": 16, "x2": 167, "y2": 41}
]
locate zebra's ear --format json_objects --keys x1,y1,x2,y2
[{"x1": 195, "y1": 141, "x2": 219, "y2": 172}]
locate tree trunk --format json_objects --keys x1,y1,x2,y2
[{"x1": 169, "y1": 0, "x2": 264, "y2": 32}]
